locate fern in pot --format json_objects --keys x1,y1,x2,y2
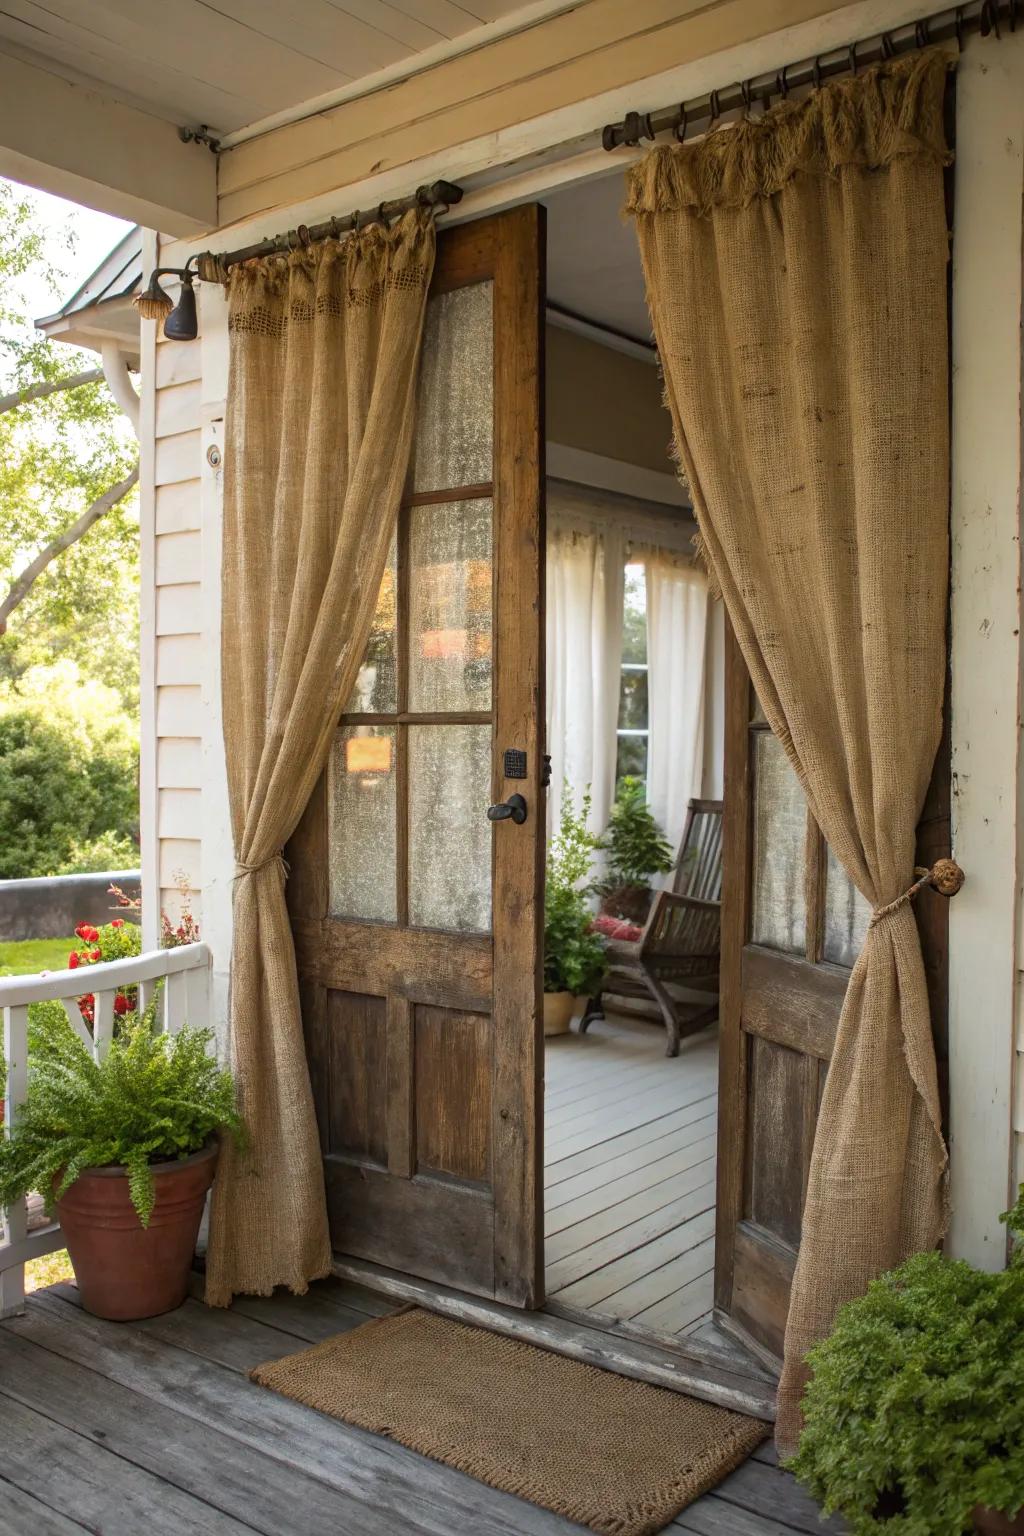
[
  {"x1": 790, "y1": 1188, "x2": 1024, "y2": 1536},
  {"x1": 597, "y1": 776, "x2": 674, "y2": 924},
  {"x1": 544, "y1": 789, "x2": 607, "y2": 1036},
  {"x1": 0, "y1": 1000, "x2": 242, "y2": 1320}
]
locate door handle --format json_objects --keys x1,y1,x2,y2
[{"x1": 487, "y1": 793, "x2": 528, "y2": 825}]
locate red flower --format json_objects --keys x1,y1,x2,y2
[
  {"x1": 90, "y1": 948, "x2": 102, "y2": 962},
  {"x1": 74, "y1": 923, "x2": 86, "y2": 939},
  {"x1": 113, "y1": 993, "x2": 130, "y2": 1015},
  {"x1": 68, "y1": 951, "x2": 80, "y2": 970},
  {"x1": 80, "y1": 925, "x2": 99, "y2": 943},
  {"x1": 81, "y1": 993, "x2": 94, "y2": 1008},
  {"x1": 111, "y1": 918, "x2": 124, "y2": 929}
]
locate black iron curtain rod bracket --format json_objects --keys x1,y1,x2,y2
[
  {"x1": 601, "y1": 0, "x2": 1014, "y2": 150},
  {"x1": 136, "y1": 180, "x2": 464, "y2": 340}
]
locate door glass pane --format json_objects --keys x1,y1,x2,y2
[
  {"x1": 408, "y1": 498, "x2": 492, "y2": 712},
  {"x1": 751, "y1": 730, "x2": 806, "y2": 955},
  {"x1": 414, "y1": 281, "x2": 493, "y2": 494},
  {"x1": 409, "y1": 724, "x2": 492, "y2": 932},
  {"x1": 345, "y1": 532, "x2": 397, "y2": 714},
  {"x1": 824, "y1": 845, "x2": 871, "y2": 968},
  {"x1": 328, "y1": 726, "x2": 397, "y2": 921}
]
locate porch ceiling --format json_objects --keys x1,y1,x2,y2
[
  {"x1": 0, "y1": 0, "x2": 560, "y2": 234},
  {"x1": 0, "y1": 0, "x2": 549, "y2": 138}
]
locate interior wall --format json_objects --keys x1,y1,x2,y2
[{"x1": 545, "y1": 323, "x2": 674, "y2": 475}]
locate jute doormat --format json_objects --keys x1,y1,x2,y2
[{"x1": 249, "y1": 1307, "x2": 768, "y2": 1536}]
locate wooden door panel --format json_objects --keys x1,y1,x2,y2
[
  {"x1": 716, "y1": 619, "x2": 950, "y2": 1367},
  {"x1": 288, "y1": 206, "x2": 545, "y2": 1308}
]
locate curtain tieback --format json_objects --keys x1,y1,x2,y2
[
  {"x1": 234, "y1": 851, "x2": 290, "y2": 881},
  {"x1": 869, "y1": 859, "x2": 964, "y2": 928}
]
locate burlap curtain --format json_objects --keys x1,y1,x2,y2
[
  {"x1": 205, "y1": 210, "x2": 436, "y2": 1306},
  {"x1": 627, "y1": 50, "x2": 951, "y2": 1453}
]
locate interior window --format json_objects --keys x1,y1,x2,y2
[{"x1": 616, "y1": 561, "x2": 648, "y2": 785}]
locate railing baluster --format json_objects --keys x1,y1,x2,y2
[
  {"x1": 166, "y1": 970, "x2": 186, "y2": 1035},
  {"x1": 92, "y1": 990, "x2": 115, "y2": 1062},
  {"x1": 1, "y1": 1003, "x2": 29, "y2": 1319},
  {"x1": 60, "y1": 997, "x2": 93, "y2": 1049}
]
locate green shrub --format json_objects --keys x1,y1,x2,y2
[
  {"x1": 0, "y1": 1003, "x2": 242, "y2": 1226},
  {"x1": 0, "y1": 704, "x2": 136, "y2": 879},
  {"x1": 597, "y1": 777, "x2": 674, "y2": 917},
  {"x1": 545, "y1": 789, "x2": 606, "y2": 996},
  {"x1": 790, "y1": 1191, "x2": 1024, "y2": 1535}
]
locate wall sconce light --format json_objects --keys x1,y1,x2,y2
[{"x1": 133, "y1": 261, "x2": 200, "y2": 341}]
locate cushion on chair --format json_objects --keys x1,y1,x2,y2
[{"x1": 590, "y1": 914, "x2": 643, "y2": 943}]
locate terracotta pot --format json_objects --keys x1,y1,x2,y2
[
  {"x1": 543, "y1": 990, "x2": 576, "y2": 1036},
  {"x1": 974, "y1": 1507, "x2": 1024, "y2": 1535},
  {"x1": 56, "y1": 1139, "x2": 218, "y2": 1321}
]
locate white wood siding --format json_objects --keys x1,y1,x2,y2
[{"x1": 146, "y1": 301, "x2": 205, "y2": 936}]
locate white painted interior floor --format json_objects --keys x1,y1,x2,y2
[{"x1": 544, "y1": 1011, "x2": 719, "y2": 1339}]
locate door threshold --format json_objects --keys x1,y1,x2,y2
[{"x1": 332, "y1": 1255, "x2": 777, "y2": 1422}]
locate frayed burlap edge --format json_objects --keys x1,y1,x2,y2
[
  {"x1": 250, "y1": 1309, "x2": 769, "y2": 1536},
  {"x1": 625, "y1": 47, "x2": 952, "y2": 218}
]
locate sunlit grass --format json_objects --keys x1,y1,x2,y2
[
  {"x1": 0, "y1": 936, "x2": 76, "y2": 977},
  {"x1": 25, "y1": 1248, "x2": 74, "y2": 1292}
]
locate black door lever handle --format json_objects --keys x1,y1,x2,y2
[{"x1": 487, "y1": 793, "x2": 528, "y2": 825}]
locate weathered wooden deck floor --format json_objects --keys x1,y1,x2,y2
[
  {"x1": 545, "y1": 1013, "x2": 719, "y2": 1339},
  {"x1": 0, "y1": 1274, "x2": 845, "y2": 1535}
]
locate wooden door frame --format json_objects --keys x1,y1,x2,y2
[{"x1": 288, "y1": 206, "x2": 547, "y2": 1309}]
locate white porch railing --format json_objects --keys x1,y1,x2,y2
[{"x1": 0, "y1": 940, "x2": 211, "y2": 1320}]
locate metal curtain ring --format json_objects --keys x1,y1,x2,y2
[
  {"x1": 709, "y1": 88, "x2": 721, "y2": 125},
  {"x1": 674, "y1": 105, "x2": 688, "y2": 143}
]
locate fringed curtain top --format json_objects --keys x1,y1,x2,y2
[{"x1": 626, "y1": 49, "x2": 950, "y2": 217}]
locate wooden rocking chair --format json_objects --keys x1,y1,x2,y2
[{"x1": 580, "y1": 798, "x2": 723, "y2": 1057}]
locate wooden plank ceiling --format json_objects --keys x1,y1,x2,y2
[{"x1": 0, "y1": 0, "x2": 541, "y2": 137}]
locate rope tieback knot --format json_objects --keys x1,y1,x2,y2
[
  {"x1": 234, "y1": 851, "x2": 290, "y2": 880},
  {"x1": 869, "y1": 858, "x2": 964, "y2": 928}
]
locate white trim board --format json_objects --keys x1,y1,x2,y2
[
  {"x1": 546, "y1": 445, "x2": 687, "y2": 507},
  {"x1": 161, "y1": 0, "x2": 944, "y2": 269},
  {"x1": 138, "y1": 230, "x2": 160, "y2": 953},
  {"x1": 947, "y1": 24, "x2": 1024, "y2": 1265}
]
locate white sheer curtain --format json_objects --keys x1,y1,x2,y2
[
  {"x1": 643, "y1": 551, "x2": 709, "y2": 853},
  {"x1": 545, "y1": 518, "x2": 624, "y2": 840}
]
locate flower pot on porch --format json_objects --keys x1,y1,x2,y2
[
  {"x1": 974, "y1": 1507, "x2": 1024, "y2": 1535},
  {"x1": 543, "y1": 990, "x2": 576, "y2": 1036},
  {"x1": 55, "y1": 1139, "x2": 219, "y2": 1321}
]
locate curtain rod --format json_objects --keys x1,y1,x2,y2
[
  {"x1": 194, "y1": 180, "x2": 464, "y2": 274},
  {"x1": 601, "y1": 0, "x2": 1011, "y2": 151}
]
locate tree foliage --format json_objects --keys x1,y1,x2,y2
[
  {"x1": 0, "y1": 663, "x2": 138, "y2": 878},
  {"x1": 0, "y1": 180, "x2": 139, "y2": 709}
]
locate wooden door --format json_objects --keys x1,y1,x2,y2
[
  {"x1": 715, "y1": 621, "x2": 949, "y2": 1365},
  {"x1": 287, "y1": 207, "x2": 546, "y2": 1307}
]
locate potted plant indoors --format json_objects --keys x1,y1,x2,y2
[
  {"x1": 597, "y1": 776, "x2": 675, "y2": 924},
  {"x1": 0, "y1": 999, "x2": 241, "y2": 1321},
  {"x1": 789, "y1": 1187, "x2": 1024, "y2": 1536},
  {"x1": 544, "y1": 789, "x2": 607, "y2": 1036}
]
